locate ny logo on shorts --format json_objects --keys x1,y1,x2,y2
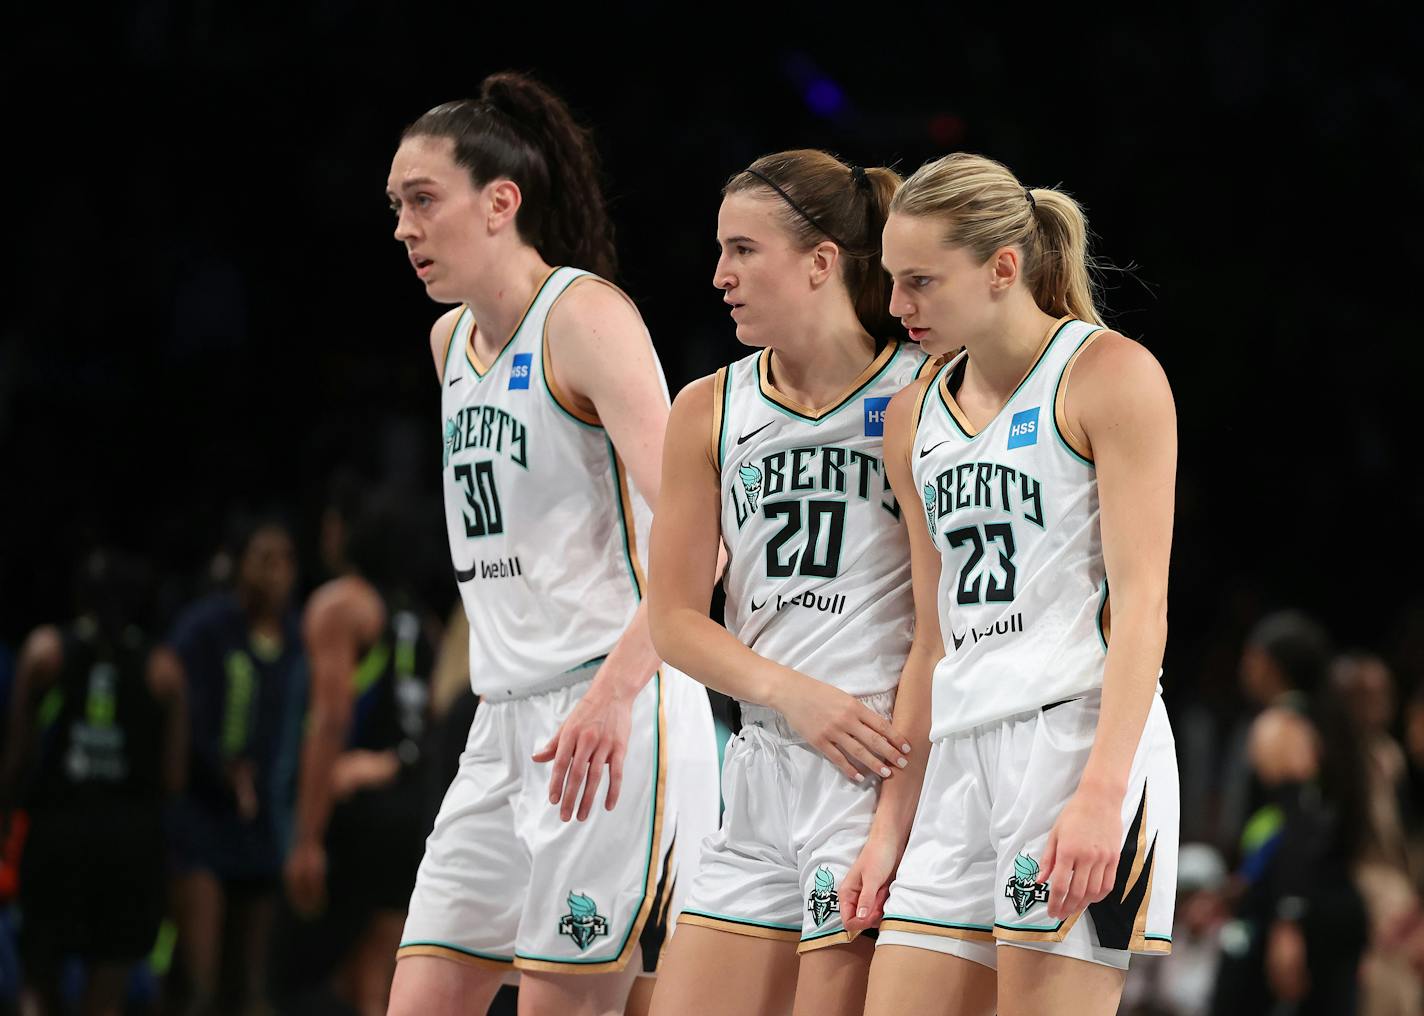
[
  {"x1": 1005, "y1": 853, "x2": 1051, "y2": 916},
  {"x1": 559, "y1": 891, "x2": 609, "y2": 950},
  {"x1": 807, "y1": 866, "x2": 841, "y2": 928}
]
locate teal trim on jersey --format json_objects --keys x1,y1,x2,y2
[
  {"x1": 883, "y1": 913, "x2": 994, "y2": 933},
  {"x1": 994, "y1": 917, "x2": 1065, "y2": 933},
  {"x1": 467, "y1": 267, "x2": 565, "y2": 380},
  {"x1": 515, "y1": 671, "x2": 663, "y2": 967},
  {"x1": 753, "y1": 342, "x2": 904, "y2": 426},
  {"x1": 1051, "y1": 327, "x2": 1103, "y2": 468},
  {"x1": 680, "y1": 909, "x2": 802, "y2": 933},
  {"x1": 936, "y1": 319, "x2": 1078, "y2": 443},
  {"x1": 399, "y1": 940, "x2": 514, "y2": 964},
  {"x1": 607, "y1": 437, "x2": 644, "y2": 602},
  {"x1": 716, "y1": 365, "x2": 733, "y2": 470},
  {"x1": 442, "y1": 308, "x2": 469, "y2": 381},
  {"x1": 1097, "y1": 578, "x2": 1110, "y2": 653},
  {"x1": 564, "y1": 654, "x2": 609, "y2": 674},
  {"x1": 1144, "y1": 933, "x2": 1174, "y2": 943}
]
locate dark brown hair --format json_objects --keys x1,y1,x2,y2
[{"x1": 403, "y1": 71, "x2": 617, "y2": 279}]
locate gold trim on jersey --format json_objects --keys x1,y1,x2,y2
[
  {"x1": 613, "y1": 452, "x2": 648, "y2": 598},
  {"x1": 938, "y1": 315, "x2": 1074, "y2": 438},
  {"x1": 439, "y1": 309, "x2": 464, "y2": 385},
  {"x1": 676, "y1": 913, "x2": 802, "y2": 943},
  {"x1": 879, "y1": 918, "x2": 995, "y2": 943},
  {"x1": 1129, "y1": 843, "x2": 1160, "y2": 952},
  {"x1": 538, "y1": 274, "x2": 648, "y2": 427},
  {"x1": 1101, "y1": 593, "x2": 1113, "y2": 646},
  {"x1": 395, "y1": 944, "x2": 511, "y2": 970},
  {"x1": 709, "y1": 367, "x2": 728, "y2": 470},
  {"x1": 797, "y1": 928, "x2": 857, "y2": 954},
  {"x1": 992, "y1": 907, "x2": 1084, "y2": 944},
  {"x1": 465, "y1": 266, "x2": 561, "y2": 378},
  {"x1": 1121, "y1": 787, "x2": 1151, "y2": 906},
  {"x1": 756, "y1": 340, "x2": 897, "y2": 420},
  {"x1": 1053, "y1": 328, "x2": 1104, "y2": 462}
]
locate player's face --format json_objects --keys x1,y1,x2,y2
[
  {"x1": 713, "y1": 193, "x2": 819, "y2": 349},
  {"x1": 240, "y1": 526, "x2": 296, "y2": 613},
  {"x1": 387, "y1": 136, "x2": 487, "y2": 303},
  {"x1": 882, "y1": 212, "x2": 995, "y2": 356}
]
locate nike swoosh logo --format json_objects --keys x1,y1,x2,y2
[
  {"x1": 750, "y1": 598, "x2": 767, "y2": 611},
  {"x1": 951, "y1": 628, "x2": 966, "y2": 650},
  {"x1": 736, "y1": 421, "x2": 776, "y2": 446},
  {"x1": 447, "y1": 375, "x2": 464, "y2": 387},
  {"x1": 919, "y1": 440, "x2": 951, "y2": 458}
]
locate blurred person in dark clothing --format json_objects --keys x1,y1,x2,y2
[
  {"x1": 166, "y1": 520, "x2": 303, "y2": 1015},
  {"x1": 1210, "y1": 637, "x2": 1371, "y2": 1016},
  {"x1": 283, "y1": 495, "x2": 437, "y2": 1016},
  {"x1": 0, "y1": 551, "x2": 186, "y2": 1016}
]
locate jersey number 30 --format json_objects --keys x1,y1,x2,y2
[{"x1": 454, "y1": 461, "x2": 504, "y2": 538}]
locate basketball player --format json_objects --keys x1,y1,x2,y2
[
  {"x1": 849, "y1": 153, "x2": 1180, "y2": 1016},
  {"x1": 0, "y1": 551, "x2": 185, "y2": 1016},
  {"x1": 383, "y1": 72, "x2": 717, "y2": 1016},
  {"x1": 646, "y1": 151, "x2": 930, "y2": 1016}
]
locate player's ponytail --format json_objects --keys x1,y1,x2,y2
[
  {"x1": 725, "y1": 151, "x2": 903, "y2": 344},
  {"x1": 403, "y1": 71, "x2": 617, "y2": 280},
  {"x1": 891, "y1": 153, "x2": 1104, "y2": 325}
]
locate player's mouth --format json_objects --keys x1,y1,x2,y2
[
  {"x1": 410, "y1": 253, "x2": 435, "y2": 278},
  {"x1": 906, "y1": 326, "x2": 930, "y2": 342},
  {"x1": 725, "y1": 298, "x2": 744, "y2": 318}
]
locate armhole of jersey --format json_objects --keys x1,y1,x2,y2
[
  {"x1": 907, "y1": 365, "x2": 939, "y2": 471},
  {"x1": 1053, "y1": 328, "x2": 1105, "y2": 465},
  {"x1": 540, "y1": 275, "x2": 607, "y2": 429},
  {"x1": 438, "y1": 308, "x2": 465, "y2": 386},
  {"x1": 709, "y1": 367, "x2": 729, "y2": 471}
]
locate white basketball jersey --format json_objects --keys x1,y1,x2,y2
[
  {"x1": 716, "y1": 341, "x2": 932, "y2": 698},
  {"x1": 910, "y1": 317, "x2": 1117, "y2": 739},
  {"x1": 439, "y1": 267, "x2": 664, "y2": 698}
]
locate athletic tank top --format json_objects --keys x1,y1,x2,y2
[
  {"x1": 29, "y1": 621, "x2": 163, "y2": 810},
  {"x1": 349, "y1": 602, "x2": 432, "y2": 758},
  {"x1": 439, "y1": 267, "x2": 665, "y2": 698},
  {"x1": 910, "y1": 317, "x2": 1120, "y2": 738},
  {"x1": 715, "y1": 341, "x2": 932, "y2": 698}
]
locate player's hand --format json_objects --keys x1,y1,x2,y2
[
  {"x1": 1039, "y1": 780, "x2": 1122, "y2": 921},
  {"x1": 532, "y1": 680, "x2": 634, "y2": 822},
  {"x1": 284, "y1": 839, "x2": 327, "y2": 917},
  {"x1": 842, "y1": 832, "x2": 902, "y2": 935},
  {"x1": 777, "y1": 677, "x2": 909, "y2": 783}
]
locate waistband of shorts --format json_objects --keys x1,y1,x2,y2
[
  {"x1": 739, "y1": 687, "x2": 897, "y2": 742},
  {"x1": 474, "y1": 656, "x2": 606, "y2": 703},
  {"x1": 935, "y1": 686, "x2": 1114, "y2": 741}
]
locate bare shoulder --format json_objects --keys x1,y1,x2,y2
[
  {"x1": 1073, "y1": 329, "x2": 1170, "y2": 392},
  {"x1": 304, "y1": 575, "x2": 385, "y2": 645},
  {"x1": 887, "y1": 374, "x2": 933, "y2": 428},
  {"x1": 672, "y1": 373, "x2": 716, "y2": 417},
  {"x1": 547, "y1": 276, "x2": 650, "y2": 355},
  {"x1": 428, "y1": 306, "x2": 465, "y2": 383}
]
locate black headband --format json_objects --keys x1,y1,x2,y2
[{"x1": 743, "y1": 167, "x2": 871, "y2": 256}]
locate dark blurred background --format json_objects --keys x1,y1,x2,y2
[{"x1": 2, "y1": 6, "x2": 1422, "y2": 1014}]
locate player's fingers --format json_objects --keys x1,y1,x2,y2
[
  {"x1": 860, "y1": 709, "x2": 912, "y2": 756},
  {"x1": 546, "y1": 733, "x2": 575, "y2": 803},
  {"x1": 604, "y1": 745, "x2": 625, "y2": 813},
  {"x1": 559, "y1": 733, "x2": 598, "y2": 821},
  {"x1": 818, "y1": 741, "x2": 861, "y2": 783},
  {"x1": 531, "y1": 729, "x2": 561, "y2": 763},
  {"x1": 1047, "y1": 853, "x2": 1074, "y2": 919},
  {"x1": 837, "y1": 734, "x2": 894, "y2": 781},
  {"x1": 853, "y1": 721, "x2": 908, "y2": 770},
  {"x1": 576, "y1": 750, "x2": 607, "y2": 822},
  {"x1": 1039, "y1": 830, "x2": 1059, "y2": 886},
  {"x1": 1090, "y1": 859, "x2": 1116, "y2": 904},
  {"x1": 1057, "y1": 860, "x2": 1089, "y2": 920}
]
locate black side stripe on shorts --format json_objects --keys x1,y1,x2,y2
[
  {"x1": 1041, "y1": 696, "x2": 1082, "y2": 712},
  {"x1": 639, "y1": 829, "x2": 677, "y2": 973},
  {"x1": 1087, "y1": 784, "x2": 1154, "y2": 951}
]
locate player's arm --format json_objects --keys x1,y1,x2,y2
[
  {"x1": 1040, "y1": 332, "x2": 1176, "y2": 922},
  {"x1": 427, "y1": 306, "x2": 464, "y2": 385},
  {"x1": 526, "y1": 281, "x2": 668, "y2": 822},
  {"x1": 0, "y1": 626, "x2": 62, "y2": 813},
  {"x1": 648, "y1": 377, "x2": 910, "y2": 783},
  {"x1": 285, "y1": 576, "x2": 384, "y2": 915},
  {"x1": 146, "y1": 646, "x2": 188, "y2": 797},
  {"x1": 843, "y1": 380, "x2": 944, "y2": 932}
]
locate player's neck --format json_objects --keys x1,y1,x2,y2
[
  {"x1": 960, "y1": 298, "x2": 1061, "y2": 402},
  {"x1": 766, "y1": 309, "x2": 878, "y2": 410},
  {"x1": 463, "y1": 247, "x2": 554, "y2": 353}
]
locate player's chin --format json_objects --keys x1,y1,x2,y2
[{"x1": 732, "y1": 322, "x2": 771, "y2": 350}]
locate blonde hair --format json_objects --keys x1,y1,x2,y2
[{"x1": 890, "y1": 153, "x2": 1103, "y2": 325}]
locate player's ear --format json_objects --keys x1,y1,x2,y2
[{"x1": 486, "y1": 179, "x2": 522, "y2": 233}]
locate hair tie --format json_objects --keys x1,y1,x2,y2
[
  {"x1": 850, "y1": 165, "x2": 870, "y2": 190},
  {"x1": 744, "y1": 167, "x2": 868, "y2": 255},
  {"x1": 1024, "y1": 188, "x2": 1037, "y2": 211}
]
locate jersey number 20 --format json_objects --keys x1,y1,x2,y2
[{"x1": 764, "y1": 499, "x2": 846, "y2": 578}]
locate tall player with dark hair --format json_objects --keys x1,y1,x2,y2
[{"x1": 384, "y1": 73, "x2": 717, "y2": 1016}]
